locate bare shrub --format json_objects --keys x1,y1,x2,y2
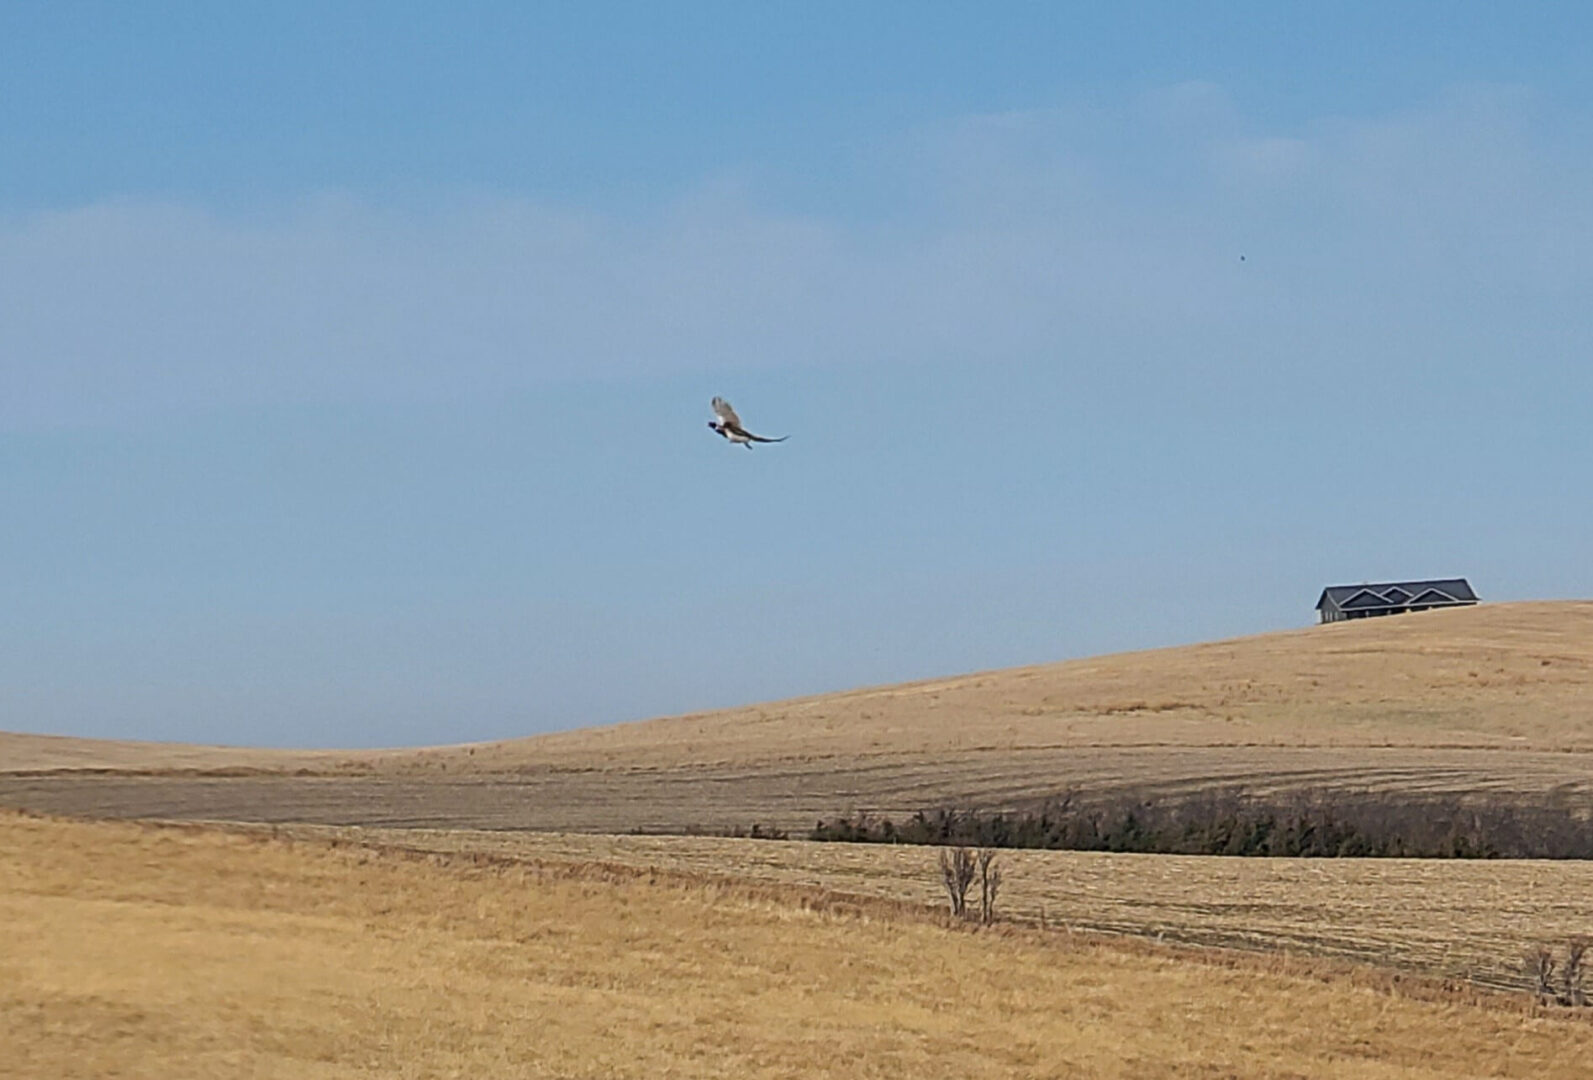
[
  {"x1": 977, "y1": 848, "x2": 1003, "y2": 925},
  {"x1": 938, "y1": 846, "x2": 976, "y2": 917},
  {"x1": 1565, "y1": 938, "x2": 1589, "y2": 1007},
  {"x1": 1526, "y1": 940, "x2": 1592, "y2": 1006},
  {"x1": 1526, "y1": 946, "x2": 1557, "y2": 1001}
]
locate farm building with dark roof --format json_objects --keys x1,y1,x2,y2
[{"x1": 1315, "y1": 579, "x2": 1479, "y2": 624}]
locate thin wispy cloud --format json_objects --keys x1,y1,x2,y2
[{"x1": 5, "y1": 86, "x2": 1588, "y2": 431}]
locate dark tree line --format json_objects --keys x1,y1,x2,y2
[{"x1": 809, "y1": 790, "x2": 1593, "y2": 859}]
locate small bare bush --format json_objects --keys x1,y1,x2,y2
[
  {"x1": 1525, "y1": 940, "x2": 1592, "y2": 1006},
  {"x1": 1565, "y1": 938, "x2": 1589, "y2": 1007},
  {"x1": 1527, "y1": 946, "x2": 1557, "y2": 1001},
  {"x1": 977, "y1": 848, "x2": 1003, "y2": 925},
  {"x1": 938, "y1": 846, "x2": 976, "y2": 917}
]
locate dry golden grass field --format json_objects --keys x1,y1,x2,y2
[
  {"x1": 4, "y1": 602, "x2": 1593, "y2": 832},
  {"x1": 7, "y1": 810, "x2": 1593, "y2": 1080},
  {"x1": 268, "y1": 825, "x2": 1593, "y2": 995}
]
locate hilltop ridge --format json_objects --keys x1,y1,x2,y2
[
  {"x1": 7, "y1": 601, "x2": 1593, "y2": 776},
  {"x1": 424, "y1": 599, "x2": 1593, "y2": 774},
  {"x1": 5, "y1": 601, "x2": 1592, "y2": 832}
]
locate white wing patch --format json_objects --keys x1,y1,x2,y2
[{"x1": 711, "y1": 396, "x2": 741, "y2": 427}]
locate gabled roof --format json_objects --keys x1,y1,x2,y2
[
  {"x1": 1408, "y1": 588, "x2": 1465, "y2": 606},
  {"x1": 1315, "y1": 578, "x2": 1478, "y2": 611}
]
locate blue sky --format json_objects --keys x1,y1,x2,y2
[{"x1": 4, "y1": 3, "x2": 1592, "y2": 747}]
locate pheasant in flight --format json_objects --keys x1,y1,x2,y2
[{"x1": 708, "y1": 397, "x2": 787, "y2": 449}]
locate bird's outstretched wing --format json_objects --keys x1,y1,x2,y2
[
  {"x1": 709, "y1": 395, "x2": 787, "y2": 445},
  {"x1": 711, "y1": 397, "x2": 741, "y2": 427}
]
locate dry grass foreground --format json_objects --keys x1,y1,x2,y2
[
  {"x1": 6, "y1": 811, "x2": 1593, "y2": 1080},
  {"x1": 5, "y1": 602, "x2": 1593, "y2": 832}
]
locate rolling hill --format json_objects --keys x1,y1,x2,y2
[{"x1": 4, "y1": 601, "x2": 1592, "y2": 832}]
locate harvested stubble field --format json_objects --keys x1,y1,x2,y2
[
  {"x1": 7, "y1": 811, "x2": 1593, "y2": 1080},
  {"x1": 4, "y1": 602, "x2": 1593, "y2": 833},
  {"x1": 267, "y1": 824, "x2": 1593, "y2": 995}
]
